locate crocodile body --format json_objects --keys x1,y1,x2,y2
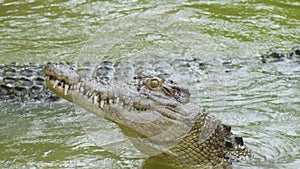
[
  {"x1": 0, "y1": 63, "x2": 59, "y2": 102},
  {"x1": 1, "y1": 45, "x2": 299, "y2": 168},
  {"x1": 1, "y1": 45, "x2": 299, "y2": 102}
]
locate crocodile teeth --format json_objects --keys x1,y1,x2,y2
[
  {"x1": 114, "y1": 97, "x2": 119, "y2": 104},
  {"x1": 99, "y1": 100, "x2": 105, "y2": 108},
  {"x1": 64, "y1": 84, "x2": 69, "y2": 95},
  {"x1": 75, "y1": 82, "x2": 82, "y2": 90},
  {"x1": 108, "y1": 99, "x2": 113, "y2": 105},
  {"x1": 93, "y1": 95, "x2": 98, "y2": 104},
  {"x1": 53, "y1": 80, "x2": 60, "y2": 88},
  {"x1": 80, "y1": 86, "x2": 84, "y2": 93},
  {"x1": 86, "y1": 91, "x2": 91, "y2": 97}
]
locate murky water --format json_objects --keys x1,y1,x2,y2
[{"x1": 0, "y1": 0, "x2": 299, "y2": 168}]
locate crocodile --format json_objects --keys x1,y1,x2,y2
[
  {"x1": 0, "y1": 57, "x2": 254, "y2": 168},
  {"x1": 41, "y1": 60, "x2": 252, "y2": 168},
  {"x1": 1, "y1": 45, "x2": 299, "y2": 168}
]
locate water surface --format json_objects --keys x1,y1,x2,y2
[{"x1": 0, "y1": 0, "x2": 299, "y2": 168}]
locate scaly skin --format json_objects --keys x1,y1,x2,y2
[
  {"x1": 1, "y1": 45, "x2": 299, "y2": 101},
  {"x1": 0, "y1": 62, "x2": 59, "y2": 101},
  {"x1": 43, "y1": 62, "x2": 252, "y2": 168}
]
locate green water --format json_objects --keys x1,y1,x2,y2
[{"x1": 0, "y1": 0, "x2": 299, "y2": 168}]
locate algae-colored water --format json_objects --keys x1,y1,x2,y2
[{"x1": 0, "y1": 0, "x2": 299, "y2": 168}]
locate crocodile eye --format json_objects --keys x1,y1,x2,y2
[
  {"x1": 146, "y1": 78, "x2": 162, "y2": 90},
  {"x1": 150, "y1": 79, "x2": 160, "y2": 88}
]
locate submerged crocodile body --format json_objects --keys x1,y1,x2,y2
[
  {"x1": 1, "y1": 45, "x2": 299, "y2": 102},
  {"x1": 261, "y1": 45, "x2": 300, "y2": 63},
  {"x1": 0, "y1": 62, "x2": 59, "y2": 102}
]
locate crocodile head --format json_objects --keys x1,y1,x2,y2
[
  {"x1": 43, "y1": 62, "x2": 252, "y2": 166},
  {"x1": 43, "y1": 62, "x2": 200, "y2": 152}
]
